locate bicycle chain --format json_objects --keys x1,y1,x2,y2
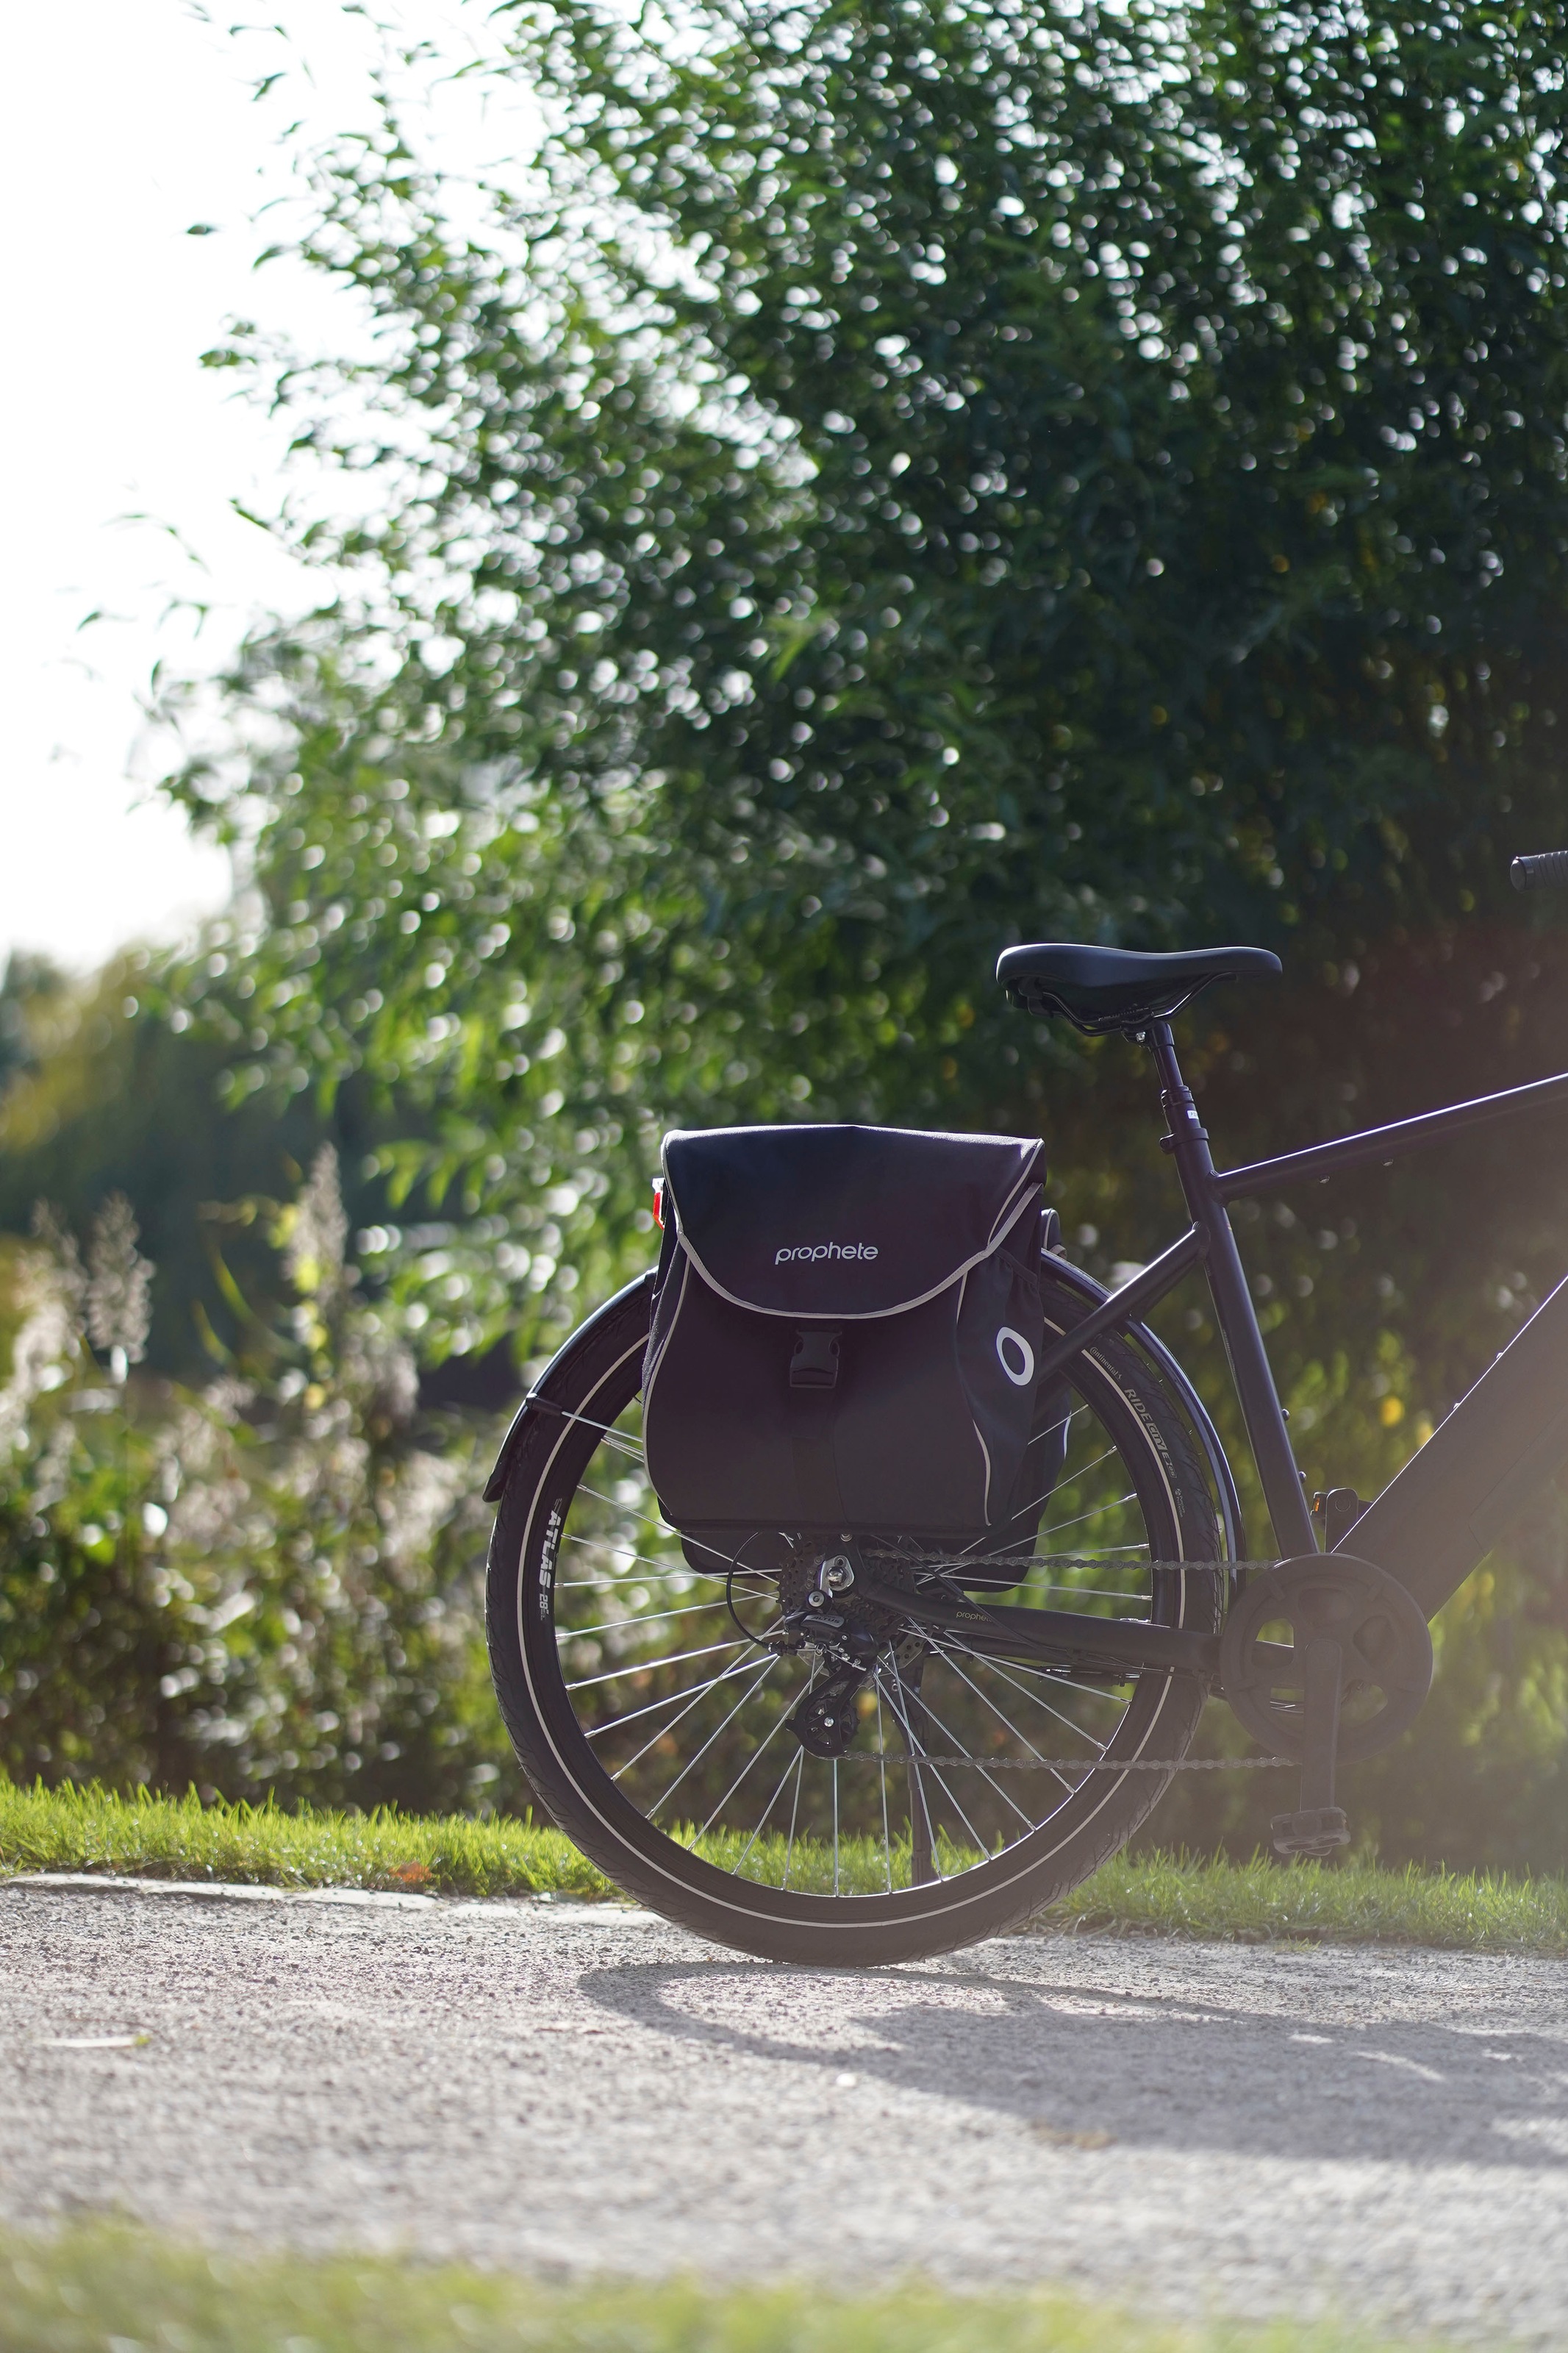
[
  {"x1": 798, "y1": 1559, "x2": 1292, "y2": 1770},
  {"x1": 833, "y1": 1752, "x2": 1292, "y2": 1771},
  {"x1": 867, "y1": 1556, "x2": 1278, "y2": 1577},
  {"x1": 854, "y1": 1557, "x2": 1293, "y2": 1771}
]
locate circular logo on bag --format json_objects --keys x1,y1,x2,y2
[{"x1": 995, "y1": 1327, "x2": 1036, "y2": 1388}]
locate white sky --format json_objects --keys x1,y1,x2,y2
[{"x1": 0, "y1": 1, "x2": 528, "y2": 976}]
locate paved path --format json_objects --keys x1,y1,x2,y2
[{"x1": 4, "y1": 1877, "x2": 1568, "y2": 2342}]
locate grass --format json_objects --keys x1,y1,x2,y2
[
  {"x1": 0, "y1": 1777, "x2": 617, "y2": 1901},
  {"x1": 0, "y1": 2224, "x2": 1442, "y2": 2353},
  {"x1": 1049, "y1": 1846, "x2": 1568, "y2": 1953},
  {"x1": 7, "y1": 1776, "x2": 1568, "y2": 1953}
]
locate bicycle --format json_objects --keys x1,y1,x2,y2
[{"x1": 483, "y1": 852, "x2": 1568, "y2": 1965}]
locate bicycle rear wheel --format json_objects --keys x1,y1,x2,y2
[{"x1": 486, "y1": 1264, "x2": 1227, "y2": 1965}]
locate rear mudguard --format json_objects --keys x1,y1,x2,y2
[
  {"x1": 482, "y1": 1269, "x2": 657, "y2": 1504},
  {"x1": 1043, "y1": 1247, "x2": 1245, "y2": 1567}
]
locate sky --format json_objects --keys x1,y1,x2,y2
[{"x1": 0, "y1": 0, "x2": 527, "y2": 976}]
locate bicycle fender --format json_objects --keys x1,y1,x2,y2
[
  {"x1": 482, "y1": 1268, "x2": 657, "y2": 1504},
  {"x1": 1043, "y1": 1249, "x2": 1245, "y2": 1564}
]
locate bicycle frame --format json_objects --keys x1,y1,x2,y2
[
  {"x1": 1150, "y1": 1021, "x2": 1568, "y2": 1618},
  {"x1": 886, "y1": 1020, "x2": 1568, "y2": 1679}
]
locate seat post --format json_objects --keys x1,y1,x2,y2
[{"x1": 1146, "y1": 1021, "x2": 1317, "y2": 1560}]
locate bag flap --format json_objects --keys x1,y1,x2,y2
[{"x1": 661, "y1": 1123, "x2": 1046, "y2": 1317}]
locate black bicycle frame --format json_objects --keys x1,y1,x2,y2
[{"x1": 889, "y1": 1024, "x2": 1568, "y2": 1679}]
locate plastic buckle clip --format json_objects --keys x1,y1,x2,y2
[{"x1": 790, "y1": 1329, "x2": 841, "y2": 1391}]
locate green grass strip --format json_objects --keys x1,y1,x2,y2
[
  {"x1": 1047, "y1": 1847, "x2": 1568, "y2": 1953},
  {"x1": 6, "y1": 1777, "x2": 1568, "y2": 1952},
  {"x1": 0, "y1": 2224, "x2": 1434, "y2": 2353},
  {"x1": 0, "y1": 1778, "x2": 615, "y2": 1901}
]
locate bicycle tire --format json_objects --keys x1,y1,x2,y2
[{"x1": 486, "y1": 1263, "x2": 1227, "y2": 1965}]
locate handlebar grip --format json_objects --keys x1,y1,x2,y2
[{"x1": 1511, "y1": 851, "x2": 1568, "y2": 891}]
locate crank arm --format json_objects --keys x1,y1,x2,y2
[{"x1": 858, "y1": 1576, "x2": 1223, "y2": 1682}]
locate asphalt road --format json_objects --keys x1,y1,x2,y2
[{"x1": 4, "y1": 1875, "x2": 1568, "y2": 2343}]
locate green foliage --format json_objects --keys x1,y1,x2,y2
[
  {"x1": 0, "y1": 2223, "x2": 1414, "y2": 2353},
  {"x1": 110, "y1": 0, "x2": 1568, "y2": 1858},
  {"x1": 157, "y1": 0, "x2": 1568, "y2": 1414},
  {"x1": 0, "y1": 951, "x2": 395, "y2": 1384},
  {"x1": 0, "y1": 1163, "x2": 510, "y2": 1813}
]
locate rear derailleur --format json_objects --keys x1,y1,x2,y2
[{"x1": 767, "y1": 1546, "x2": 919, "y2": 1760}]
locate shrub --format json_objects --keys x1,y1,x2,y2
[{"x1": 0, "y1": 1156, "x2": 512, "y2": 1814}]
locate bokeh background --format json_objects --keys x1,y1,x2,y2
[{"x1": 7, "y1": 0, "x2": 1568, "y2": 1869}]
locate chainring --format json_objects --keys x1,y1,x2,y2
[{"x1": 1220, "y1": 1553, "x2": 1433, "y2": 1763}]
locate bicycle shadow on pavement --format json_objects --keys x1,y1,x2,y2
[{"x1": 573, "y1": 1950, "x2": 1568, "y2": 2171}]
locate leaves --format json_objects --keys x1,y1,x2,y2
[
  {"x1": 0, "y1": 1173, "x2": 509, "y2": 1813},
  {"x1": 118, "y1": 0, "x2": 1568, "y2": 1857},
  {"x1": 166, "y1": 3, "x2": 1568, "y2": 1238}
]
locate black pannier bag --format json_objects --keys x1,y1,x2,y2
[{"x1": 642, "y1": 1124, "x2": 1070, "y2": 1576}]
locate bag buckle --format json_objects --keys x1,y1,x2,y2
[{"x1": 790, "y1": 1328, "x2": 841, "y2": 1391}]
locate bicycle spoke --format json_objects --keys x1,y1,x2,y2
[
  {"x1": 1053, "y1": 1673, "x2": 1136, "y2": 1707},
  {"x1": 939, "y1": 1639, "x2": 1109, "y2": 1751},
  {"x1": 1052, "y1": 1438, "x2": 1121, "y2": 1488},
  {"x1": 952, "y1": 1407, "x2": 1092, "y2": 1559},
  {"x1": 1037, "y1": 1489, "x2": 1140, "y2": 1543},
  {"x1": 565, "y1": 1634, "x2": 752, "y2": 1693},
  {"x1": 937, "y1": 1652, "x2": 1067, "y2": 1804},
  {"x1": 647, "y1": 1656, "x2": 782, "y2": 1820},
  {"x1": 995, "y1": 1441, "x2": 1122, "y2": 1548},
  {"x1": 562, "y1": 1529, "x2": 726, "y2": 1581},
  {"x1": 1034, "y1": 1542, "x2": 1152, "y2": 1559},
  {"x1": 590, "y1": 1650, "x2": 770, "y2": 1746},
  {"x1": 965, "y1": 1435, "x2": 1117, "y2": 1555},
  {"x1": 734, "y1": 1743, "x2": 807, "y2": 1874},
  {"x1": 520, "y1": 1395, "x2": 651, "y2": 1463},
  {"x1": 875, "y1": 1680, "x2": 892, "y2": 1892},
  {"x1": 901, "y1": 1718, "x2": 991, "y2": 1858},
  {"x1": 939, "y1": 1650, "x2": 1086, "y2": 1793},
  {"x1": 576, "y1": 1482, "x2": 676, "y2": 1539},
  {"x1": 556, "y1": 1576, "x2": 675, "y2": 1592},
  {"x1": 554, "y1": 1568, "x2": 773, "y2": 1598},
  {"x1": 1020, "y1": 1581, "x2": 1152, "y2": 1604},
  {"x1": 833, "y1": 1759, "x2": 840, "y2": 1897},
  {"x1": 615, "y1": 1658, "x2": 778, "y2": 1779},
  {"x1": 698, "y1": 1696, "x2": 798, "y2": 1839},
  {"x1": 905, "y1": 1680, "x2": 1034, "y2": 1835},
  {"x1": 886, "y1": 1657, "x2": 944, "y2": 1879},
  {"x1": 566, "y1": 1597, "x2": 737, "y2": 1640},
  {"x1": 562, "y1": 1523, "x2": 773, "y2": 1593},
  {"x1": 612, "y1": 1670, "x2": 742, "y2": 1782},
  {"x1": 781, "y1": 1749, "x2": 806, "y2": 1890}
]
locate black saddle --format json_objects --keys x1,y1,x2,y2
[{"x1": 996, "y1": 941, "x2": 1281, "y2": 1035}]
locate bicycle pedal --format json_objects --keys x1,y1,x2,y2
[{"x1": 1271, "y1": 1805, "x2": 1350, "y2": 1860}]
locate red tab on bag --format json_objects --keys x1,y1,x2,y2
[{"x1": 652, "y1": 1176, "x2": 665, "y2": 1230}]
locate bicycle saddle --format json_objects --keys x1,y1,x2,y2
[{"x1": 996, "y1": 941, "x2": 1282, "y2": 1034}]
